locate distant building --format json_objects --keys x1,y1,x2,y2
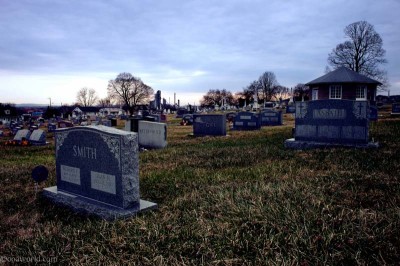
[
  {"x1": 305, "y1": 67, "x2": 381, "y2": 104},
  {"x1": 72, "y1": 106, "x2": 100, "y2": 118},
  {"x1": 99, "y1": 107, "x2": 127, "y2": 117},
  {"x1": 0, "y1": 104, "x2": 19, "y2": 123}
]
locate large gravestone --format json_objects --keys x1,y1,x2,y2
[
  {"x1": 43, "y1": 125, "x2": 157, "y2": 220},
  {"x1": 260, "y1": 109, "x2": 283, "y2": 126},
  {"x1": 138, "y1": 121, "x2": 167, "y2": 149},
  {"x1": 14, "y1": 129, "x2": 31, "y2": 141},
  {"x1": 29, "y1": 129, "x2": 46, "y2": 145},
  {"x1": 285, "y1": 100, "x2": 378, "y2": 149},
  {"x1": 193, "y1": 114, "x2": 226, "y2": 136},
  {"x1": 392, "y1": 103, "x2": 400, "y2": 115},
  {"x1": 232, "y1": 112, "x2": 261, "y2": 130}
]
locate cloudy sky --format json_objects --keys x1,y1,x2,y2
[{"x1": 0, "y1": 0, "x2": 399, "y2": 106}]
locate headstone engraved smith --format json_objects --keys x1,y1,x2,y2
[{"x1": 43, "y1": 125, "x2": 157, "y2": 220}]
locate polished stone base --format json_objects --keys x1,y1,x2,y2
[
  {"x1": 43, "y1": 186, "x2": 158, "y2": 221},
  {"x1": 284, "y1": 138, "x2": 379, "y2": 150}
]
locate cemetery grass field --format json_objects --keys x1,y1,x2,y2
[{"x1": 1, "y1": 112, "x2": 400, "y2": 265}]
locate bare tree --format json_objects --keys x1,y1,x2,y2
[
  {"x1": 97, "y1": 96, "x2": 115, "y2": 108},
  {"x1": 107, "y1": 72, "x2": 154, "y2": 115},
  {"x1": 328, "y1": 21, "x2": 388, "y2": 88},
  {"x1": 274, "y1": 85, "x2": 289, "y2": 101},
  {"x1": 257, "y1": 71, "x2": 279, "y2": 102},
  {"x1": 293, "y1": 83, "x2": 310, "y2": 101},
  {"x1": 200, "y1": 89, "x2": 234, "y2": 107},
  {"x1": 76, "y1": 87, "x2": 98, "y2": 107}
]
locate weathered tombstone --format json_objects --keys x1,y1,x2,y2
[
  {"x1": 43, "y1": 125, "x2": 157, "y2": 220},
  {"x1": 232, "y1": 112, "x2": 261, "y2": 130},
  {"x1": 193, "y1": 114, "x2": 226, "y2": 136},
  {"x1": 260, "y1": 109, "x2": 283, "y2": 126},
  {"x1": 285, "y1": 100, "x2": 378, "y2": 149},
  {"x1": 138, "y1": 121, "x2": 167, "y2": 149},
  {"x1": 391, "y1": 103, "x2": 400, "y2": 115},
  {"x1": 29, "y1": 129, "x2": 47, "y2": 145},
  {"x1": 286, "y1": 105, "x2": 296, "y2": 114},
  {"x1": 14, "y1": 129, "x2": 31, "y2": 141}
]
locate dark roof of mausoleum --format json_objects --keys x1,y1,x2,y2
[{"x1": 306, "y1": 67, "x2": 382, "y2": 85}]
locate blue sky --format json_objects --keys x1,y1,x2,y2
[{"x1": 1, "y1": 0, "x2": 399, "y2": 105}]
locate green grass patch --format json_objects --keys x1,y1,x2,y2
[{"x1": 0, "y1": 117, "x2": 399, "y2": 264}]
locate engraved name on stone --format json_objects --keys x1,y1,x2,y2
[
  {"x1": 240, "y1": 116, "x2": 252, "y2": 120},
  {"x1": 61, "y1": 165, "x2": 81, "y2": 185},
  {"x1": 91, "y1": 171, "x2": 116, "y2": 195},
  {"x1": 313, "y1": 109, "x2": 346, "y2": 119},
  {"x1": 139, "y1": 129, "x2": 162, "y2": 135},
  {"x1": 73, "y1": 145, "x2": 97, "y2": 159}
]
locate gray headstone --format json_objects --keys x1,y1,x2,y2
[
  {"x1": 43, "y1": 125, "x2": 157, "y2": 220},
  {"x1": 29, "y1": 129, "x2": 46, "y2": 145},
  {"x1": 260, "y1": 109, "x2": 283, "y2": 126},
  {"x1": 285, "y1": 100, "x2": 378, "y2": 149},
  {"x1": 138, "y1": 121, "x2": 167, "y2": 149},
  {"x1": 193, "y1": 114, "x2": 226, "y2": 136},
  {"x1": 14, "y1": 129, "x2": 31, "y2": 141},
  {"x1": 233, "y1": 112, "x2": 261, "y2": 130}
]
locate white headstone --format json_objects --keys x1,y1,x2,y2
[{"x1": 138, "y1": 121, "x2": 167, "y2": 149}]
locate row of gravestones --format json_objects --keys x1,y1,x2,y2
[
  {"x1": 188, "y1": 109, "x2": 284, "y2": 136},
  {"x1": 41, "y1": 100, "x2": 381, "y2": 220},
  {"x1": 13, "y1": 129, "x2": 47, "y2": 145}
]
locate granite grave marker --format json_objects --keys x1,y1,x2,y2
[
  {"x1": 43, "y1": 125, "x2": 157, "y2": 220},
  {"x1": 29, "y1": 129, "x2": 46, "y2": 145},
  {"x1": 138, "y1": 121, "x2": 167, "y2": 149},
  {"x1": 260, "y1": 109, "x2": 283, "y2": 126},
  {"x1": 193, "y1": 114, "x2": 226, "y2": 136},
  {"x1": 232, "y1": 112, "x2": 261, "y2": 130},
  {"x1": 285, "y1": 100, "x2": 378, "y2": 149}
]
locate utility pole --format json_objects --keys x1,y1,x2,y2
[{"x1": 48, "y1": 97, "x2": 52, "y2": 107}]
